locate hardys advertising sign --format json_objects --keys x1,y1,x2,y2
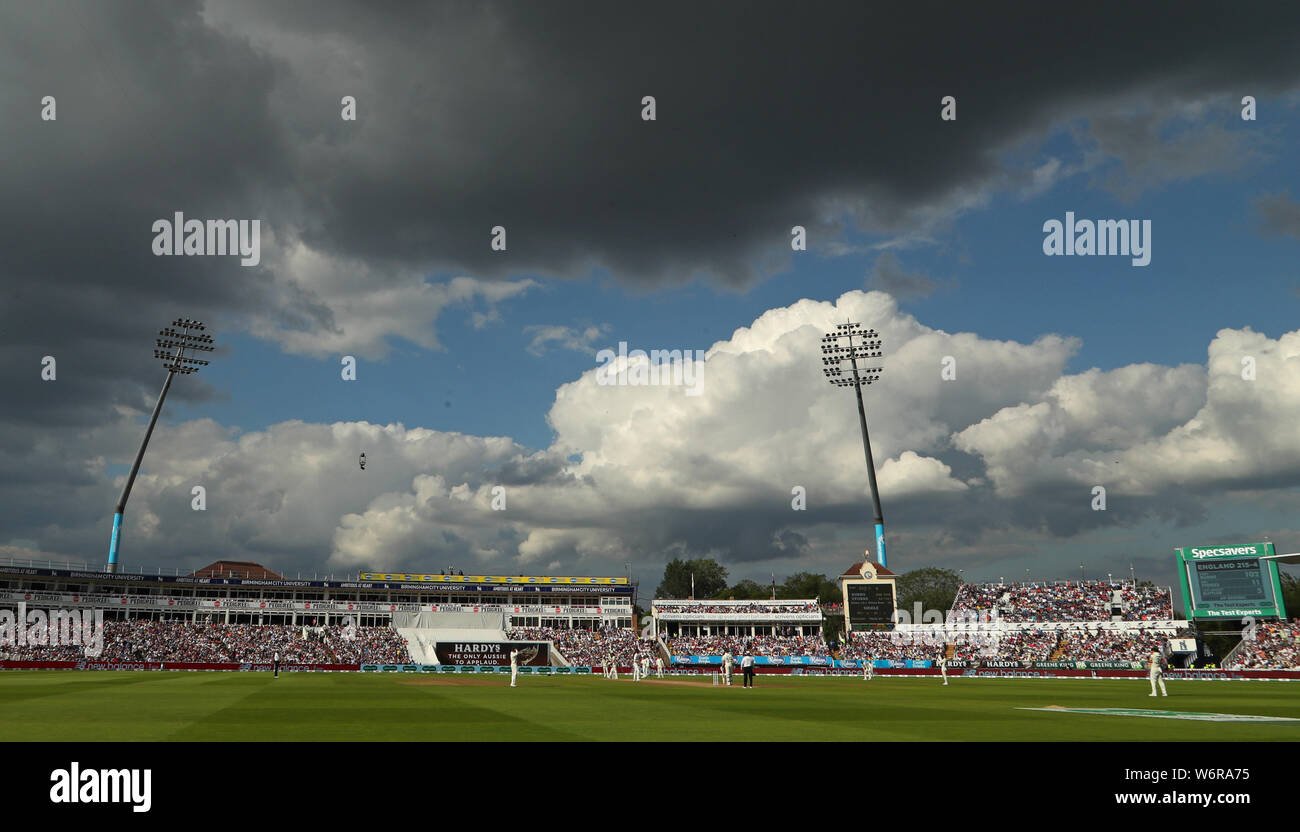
[{"x1": 432, "y1": 641, "x2": 550, "y2": 666}]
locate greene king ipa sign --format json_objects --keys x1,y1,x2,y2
[{"x1": 433, "y1": 642, "x2": 550, "y2": 666}]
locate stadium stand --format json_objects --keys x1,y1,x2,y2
[
  {"x1": 1055, "y1": 628, "x2": 1168, "y2": 661},
  {"x1": 506, "y1": 626, "x2": 652, "y2": 667},
  {"x1": 654, "y1": 598, "x2": 823, "y2": 642},
  {"x1": 1229, "y1": 621, "x2": 1300, "y2": 669},
  {"x1": 839, "y1": 631, "x2": 938, "y2": 662},
  {"x1": 666, "y1": 634, "x2": 828, "y2": 657},
  {"x1": 951, "y1": 580, "x2": 1173, "y2": 622},
  {"x1": 0, "y1": 559, "x2": 636, "y2": 669},
  {"x1": 840, "y1": 626, "x2": 1174, "y2": 663},
  {"x1": 393, "y1": 610, "x2": 508, "y2": 664},
  {"x1": 0, "y1": 621, "x2": 411, "y2": 663},
  {"x1": 651, "y1": 597, "x2": 828, "y2": 658}
]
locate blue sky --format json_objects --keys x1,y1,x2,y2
[{"x1": 180, "y1": 103, "x2": 1300, "y2": 456}]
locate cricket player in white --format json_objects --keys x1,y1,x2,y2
[
  {"x1": 721, "y1": 651, "x2": 734, "y2": 685},
  {"x1": 655, "y1": 656, "x2": 664, "y2": 678},
  {"x1": 607, "y1": 654, "x2": 618, "y2": 680},
  {"x1": 632, "y1": 655, "x2": 643, "y2": 681},
  {"x1": 641, "y1": 655, "x2": 651, "y2": 679},
  {"x1": 938, "y1": 653, "x2": 948, "y2": 685},
  {"x1": 1148, "y1": 650, "x2": 1168, "y2": 697},
  {"x1": 862, "y1": 659, "x2": 874, "y2": 680},
  {"x1": 510, "y1": 648, "x2": 519, "y2": 687}
]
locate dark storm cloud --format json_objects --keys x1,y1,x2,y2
[
  {"x1": 232, "y1": 1, "x2": 1300, "y2": 285},
  {"x1": 6, "y1": 1, "x2": 1300, "y2": 433},
  {"x1": 865, "y1": 252, "x2": 937, "y2": 299},
  {"x1": 0, "y1": 0, "x2": 289, "y2": 429},
  {"x1": 1076, "y1": 101, "x2": 1269, "y2": 202}
]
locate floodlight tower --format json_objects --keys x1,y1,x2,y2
[
  {"x1": 106, "y1": 319, "x2": 214, "y2": 573},
  {"x1": 821, "y1": 322, "x2": 888, "y2": 567}
]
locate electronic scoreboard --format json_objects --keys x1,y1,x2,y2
[{"x1": 1175, "y1": 542, "x2": 1287, "y2": 619}]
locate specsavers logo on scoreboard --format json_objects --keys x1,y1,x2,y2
[
  {"x1": 1179, "y1": 543, "x2": 1272, "y2": 559},
  {"x1": 358, "y1": 573, "x2": 628, "y2": 585},
  {"x1": 1176, "y1": 540, "x2": 1286, "y2": 620}
]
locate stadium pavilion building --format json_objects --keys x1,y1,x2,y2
[
  {"x1": 0, "y1": 558, "x2": 634, "y2": 631},
  {"x1": 651, "y1": 598, "x2": 823, "y2": 640}
]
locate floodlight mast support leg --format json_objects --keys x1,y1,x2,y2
[
  {"x1": 107, "y1": 368, "x2": 176, "y2": 574},
  {"x1": 848, "y1": 336, "x2": 886, "y2": 568}
]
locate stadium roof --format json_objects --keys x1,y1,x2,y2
[
  {"x1": 840, "y1": 561, "x2": 896, "y2": 578},
  {"x1": 1261, "y1": 552, "x2": 1300, "y2": 564},
  {"x1": 189, "y1": 560, "x2": 284, "y2": 581}
]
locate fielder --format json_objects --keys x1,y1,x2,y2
[
  {"x1": 510, "y1": 648, "x2": 519, "y2": 688},
  {"x1": 641, "y1": 654, "x2": 651, "y2": 680},
  {"x1": 938, "y1": 653, "x2": 948, "y2": 686},
  {"x1": 632, "y1": 655, "x2": 643, "y2": 681},
  {"x1": 607, "y1": 654, "x2": 619, "y2": 680},
  {"x1": 862, "y1": 659, "x2": 874, "y2": 681},
  {"x1": 722, "y1": 650, "x2": 734, "y2": 686},
  {"x1": 1148, "y1": 650, "x2": 1168, "y2": 697},
  {"x1": 655, "y1": 656, "x2": 664, "y2": 678}
]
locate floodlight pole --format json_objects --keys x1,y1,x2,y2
[
  {"x1": 107, "y1": 319, "x2": 214, "y2": 574},
  {"x1": 847, "y1": 333, "x2": 887, "y2": 567},
  {"x1": 821, "y1": 322, "x2": 887, "y2": 567},
  {"x1": 108, "y1": 370, "x2": 176, "y2": 573}
]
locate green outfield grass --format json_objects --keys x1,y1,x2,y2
[{"x1": 0, "y1": 671, "x2": 1297, "y2": 741}]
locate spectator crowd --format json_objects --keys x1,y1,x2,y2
[
  {"x1": 0, "y1": 619, "x2": 411, "y2": 664},
  {"x1": 1054, "y1": 629, "x2": 1166, "y2": 661},
  {"x1": 1231, "y1": 621, "x2": 1300, "y2": 669},
  {"x1": 667, "y1": 634, "x2": 828, "y2": 657},
  {"x1": 839, "y1": 631, "x2": 1053, "y2": 662},
  {"x1": 507, "y1": 626, "x2": 653, "y2": 667},
  {"x1": 839, "y1": 632, "x2": 940, "y2": 662},
  {"x1": 952, "y1": 581, "x2": 1172, "y2": 622},
  {"x1": 839, "y1": 627, "x2": 1169, "y2": 662}
]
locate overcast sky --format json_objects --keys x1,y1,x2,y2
[{"x1": 4, "y1": 1, "x2": 1300, "y2": 596}]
